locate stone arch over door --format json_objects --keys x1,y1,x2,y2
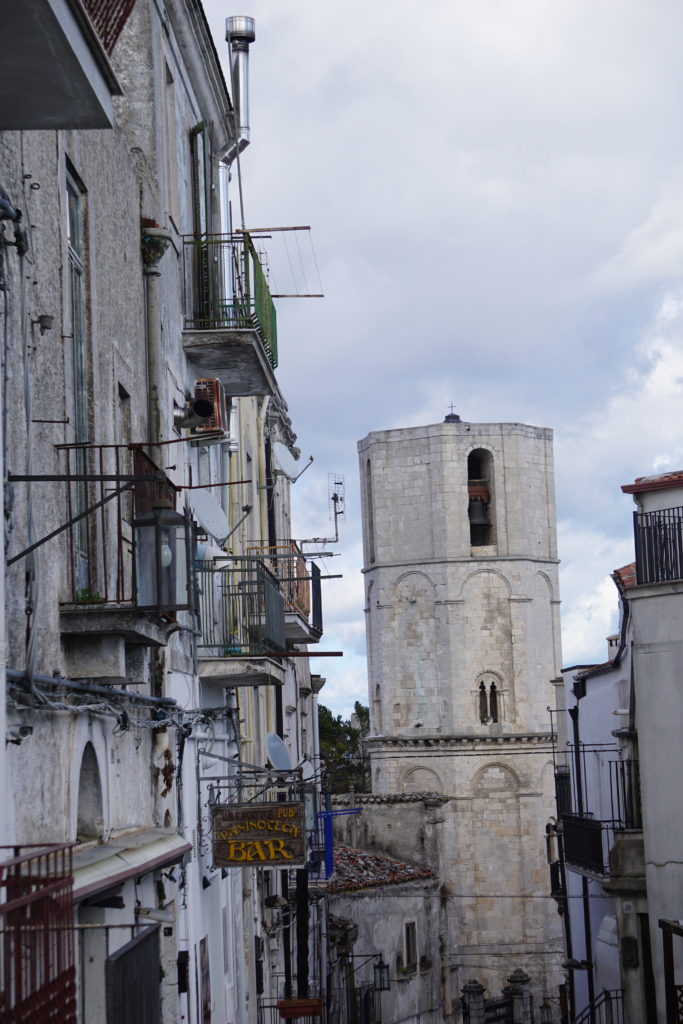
[
  {"x1": 70, "y1": 719, "x2": 109, "y2": 843},
  {"x1": 77, "y1": 741, "x2": 104, "y2": 841}
]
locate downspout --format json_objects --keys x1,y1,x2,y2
[
  {"x1": 569, "y1": 705, "x2": 596, "y2": 1019},
  {"x1": 257, "y1": 397, "x2": 270, "y2": 545},
  {"x1": 143, "y1": 233, "x2": 172, "y2": 457}
]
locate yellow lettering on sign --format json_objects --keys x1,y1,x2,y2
[{"x1": 264, "y1": 839, "x2": 292, "y2": 860}]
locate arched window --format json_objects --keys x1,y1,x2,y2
[
  {"x1": 479, "y1": 681, "x2": 488, "y2": 723},
  {"x1": 374, "y1": 683, "x2": 383, "y2": 733},
  {"x1": 366, "y1": 458, "x2": 376, "y2": 564},
  {"x1": 489, "y1": 682, "x2": 499, "y2": 723},
  {"x1": 467, "y1": 449, "x2": 494, "y2": 547},
  {"x1": 478, "y1": 676, "x2": 503, "y2": 724},
  {"x1": 77, "y1": 742, "x2": 103, "y2": 841}
]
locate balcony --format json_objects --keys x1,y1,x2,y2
[
  {"x1": 182, "y1": 233, "x2": 279, "y2": 397},
  {"x1": 248, "y1": 543, "x2": 323, "y2": 643},
  {"x1": 58, "y1": 445, "x2": 184, "y2": 654},
  {"x1": 196, "y1": 557, "x2": 286, "y2": 687},
  {"x1": 634, "y1": 504, "x2": 683, "y2": 584},
  {"x1": 0, "y1": 844, "x2": 75, "y2": 1022},
  {"x1": 562, "y1": 760, "x2": 642, "y2": 876},
  {"x1": 561, "y1": 813, "x2": 612, "y2": 875},
  {"x1": 0, "y1": 0, "x2": 126, "y2": 130}
]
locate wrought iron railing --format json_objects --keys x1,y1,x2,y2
[
  {"x1": 247, "y1": 543, "x2": 323, "y2": 637},
  {"x1": 574, "y1": 989, "x2": 623, "y2": 1024},
  {"x1": 0, "y1": 844, "x2": 76, "y2": 1023},
  {"x1": 561, "y1": 813, "x2": 612, "y2": 874},
  {"x1": 609, "y1": 759, "x2": 642, "y2": 830},
  {"x1": 257, "y1": 996, "x2": 324, "y2": 1024},
  {"x1": 182, "y1": 232, "x2": 278, "y2": 369},
  {"x1": 196, "y1": 557, "x2": 285, "y2": 656},
  {"x1": 58, "y1": 443, "x2": 177, "y2": 605},
  {"x1": 634, "y1": 505, "x2": 683, "y2": 584}
]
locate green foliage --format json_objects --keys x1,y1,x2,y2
[
  {"x1": 75, "y1": 587, "x2": 104, "y2": 604},
  {"x1": 318, "y1": 701, "x2": 370, "y2": 794}
]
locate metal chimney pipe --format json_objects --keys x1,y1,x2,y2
[{"x1": 225, "y1": 16, "x2": 256, "y2": 152}]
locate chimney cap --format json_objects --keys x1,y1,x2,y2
[{"x1": 226, "y1": 15, "x2": 256, "y2": 44}]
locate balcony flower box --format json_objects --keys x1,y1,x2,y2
[{"x1": 276, "y1": 996, "x2": 323, "y2": 1019}]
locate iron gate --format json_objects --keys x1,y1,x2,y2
[{"x1": 105, "y1": 925, "x2": 160, "y2": 1024}]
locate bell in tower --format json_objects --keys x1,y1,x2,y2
[{"x1": 468, "y1": 496, "x2": 490, "y2": 545}]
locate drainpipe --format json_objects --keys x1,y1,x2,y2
[
  {"x1": 142, "y1": 230, "x2": 172, "y2": 457},
  {"x1": 569, "y1": 705, "x2": 596, "y2": 1020},
  {"x1": 257, "y1": 397, "x2": 270, "y2": 544}
]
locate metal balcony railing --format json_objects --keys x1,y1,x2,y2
[
  {"x1": 609, "y1": 759, "x2": 642, "y2": 830},
  {"x1": 196, "y1": 557, "x2": 286, "y2": 656},
  {"x1": 574, "y1": 989, "x2": 623, "y2": 1024},
  {"x1": 0, "y1": 844, "x2": 76, "y2": 1023},
  {"x1": 634, "y1": 505, "x2": 683, "y2": 584},
  {"x1": 248, "y1": 543, "x2": 323, "y2": 637},
  {"x1": 58, "y1": 443, "x2": 177, "y2": 605},
  {"x1": 562, "y1": 760, "x2": 641, "y2": 875},
  {"x1": 561, "y1": 813, "x2": 612, "y2": 874},
  {"x1": 182, "y1": 232, "x2": 278, "y2": 369}
]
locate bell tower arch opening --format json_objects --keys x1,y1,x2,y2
[{"x1": 467, "y1": 448, "x2": 494, "y2": 547}]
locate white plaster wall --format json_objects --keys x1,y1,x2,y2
[{"x1": 630, "y1": 579, "x2": 683, "y2": 1024}]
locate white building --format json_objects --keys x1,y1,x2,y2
[
  {"x1": 557, "y1": 470, "x2": 683, "y2": 1024},
  {"x1": 354, "y1": 416, "x2": 566, "y2": 1015},
  {"x1": 1, "y1": 3, "x2": 330, "y2": 1022}
]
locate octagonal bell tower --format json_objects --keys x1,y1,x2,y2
[{"x1": 357, "y1": 416, "x2": 565, "y2": 997}]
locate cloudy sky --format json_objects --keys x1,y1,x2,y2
[{"x1": 204, "y1": 0, "x2": 683, "y2": 717}]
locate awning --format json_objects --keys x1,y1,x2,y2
[{"x1": 73, "y1": 829, "x2": 191, "y2": 902}]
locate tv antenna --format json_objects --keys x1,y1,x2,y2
[{"x1": 300, "y1": 474, "x2": 345, "y2": 549}]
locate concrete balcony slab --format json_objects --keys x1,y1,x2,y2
[
  {"x1": 285, "y1": 610, "x2": 322, "y2": 645},
  {"x1": 60, "y1": 604, "x2": 171, "y2": 647},
  {"x1": 199, "y1": 656, "x2": 285, "y2": 687},
  {"x1": 0, "y1": 0, "x2": 120, "y2": 129},
  {"x1": 183, "y1": 328, "x2": 278, "y2": 397}
]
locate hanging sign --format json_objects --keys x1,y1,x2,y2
[{"x1": 211, "y1": 801, "x2": 306, "y2": 867}]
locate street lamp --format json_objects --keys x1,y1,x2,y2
[
  {"x1": 373, "y1": 957, "x2": 390, "y2": 992},
  {"x1": 134, "y1": 506, "x2": 193, "y2": 614}
]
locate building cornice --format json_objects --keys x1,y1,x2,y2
[
  {"x1": 365, "y1": 732, "x2": 554, "y2": 750},
  {"x1": 361, "y1": 555, "x2": 559, "y2": 574}
]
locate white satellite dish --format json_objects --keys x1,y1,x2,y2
[
  {"x1": 272, "y1": 441, "x2": 313, "y2": 484},
  {"x1": 272, "y1": 441, "x2": 300, "y2": 478},
  {"x1": 266, "y1": 733, "x2": 292, "y2": 771}
]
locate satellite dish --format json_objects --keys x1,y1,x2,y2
[
  {"x1": 300, "y1": 758, "x2": 315, "y2": 781},
  {"x1": 266, "y1": 733, "x2": 292, "y2": 770},
  {"x1": 272, "y1": 441, "x2": 313, "y2": 484},
  {"x1": 273, "y1": 441, "x2": 301, "y2": 478}
]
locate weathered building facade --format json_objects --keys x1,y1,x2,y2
[
  {"x1": 1, "y1": 3, "x2": 330, "y2": 1022},
  {"x1": 556, "y1": 470, "x2": 683, "y2": 1024},
  {"x1": 355, "y1": 418, "x2": 566, "y2": 1013}
]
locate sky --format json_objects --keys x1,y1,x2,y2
[{"x1": 204, "y1": 0, "x2": 683, "y2": 717}]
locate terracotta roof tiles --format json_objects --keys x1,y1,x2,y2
[{"x1": 328, "y1": 844, "x2": 433, "y2": 894}]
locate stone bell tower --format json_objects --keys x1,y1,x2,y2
[{"x1": 357, "y1": 416, "x2": 565, "y2": 1000}]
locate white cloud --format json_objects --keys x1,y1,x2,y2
[{"x1": 201, "y1": 0, "x2": 683, "y2": 713}]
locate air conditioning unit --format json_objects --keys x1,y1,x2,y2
[{"x1": 190, "y1": 378, "x2": 228, "y2": 444}]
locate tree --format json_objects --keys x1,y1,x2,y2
[{"x1": 318, "y1": 702, "x2": 370, "y2": 793}]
